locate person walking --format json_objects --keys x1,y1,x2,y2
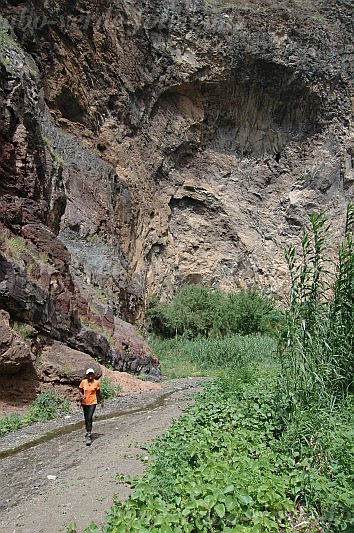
[{"x1": 79, "y1": 368, "x2": 104, "y2": 446}]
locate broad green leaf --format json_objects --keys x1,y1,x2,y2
[
  {"x1": 225, "y1": 495, "x2": 237, "y2": 511},
  {"x1": 214, "y1": 503, "x2": 225, "y2": 518}
]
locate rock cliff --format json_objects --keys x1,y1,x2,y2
[{"x1": 0, "y1": 0, "x2": 353, "y2": 404}]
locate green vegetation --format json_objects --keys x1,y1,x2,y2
[
  {"x1": 279, "y1": 205, "x2": 354, "y2": 408},
  {"x1": 0, "y1": 28, "x2": 10, "y2": 65},
  {"x1": 150, "y1": 334, "x2": 276, "y2": 379},
  {"x1": 12, "y1": 321, "x2": 35, "y2": 341},
  {"x1": 0, "y1": 22, "x2": 27, "y2": 66},
  {"x1": 79, "y1": 316, "x2": 112, "y2": 341},
  {"x1": 100, "y1": 377, "x2": 123, "y2": 399},
  {"x1": 147, "y1": 285, "x2": 280, "y2": 339},
  {"x1": 80, "y1": 205, "x2": 354, "y2": 532},
  {"x1": 4, "y1": 235, "x2": 51, "y2": 270},
  {"x1": 90, "y1": 374, "x2": 353, "y2": 532},
  {"x1": 0, "y1": 390, "x2": 71, "y2": 436},
  {"x1": 0, "y1": 377, "x2": 120, "y2": 437},
  {"x1": 4, "y1": 235, "x2": 29, "y2": 261},
  {"x1": 0, "y1": 29, "x2": 8, "y2": 48},
  {"x1": 41, "y1": 133, "x2": 64, "y2": 171}
]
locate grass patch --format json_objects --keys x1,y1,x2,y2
[
  {"x1": 12, "y1": 321, "x2": 35, "y2": 341},
  {"x1": 0, "y1": 28, "x2": 10, "y2": 65},
  {"x1": 4, "y1": 235, "x2": 51, "y2": 270},
  {"x1": 41, "y1": 133, "x2": 64, "y2": 170},
  {"x1": 4, "y1": 235, "x2": 29, "y2": 261},
  {"x1": 79, "y1": 315, "x2": 113, "y2": 342},
  {"x1": 150, "y1": 334, "x2": 277, "y2": 379}
]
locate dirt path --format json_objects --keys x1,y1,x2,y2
[{"x1": 0, "y1": 378, "x2": 208, "y2": 533}]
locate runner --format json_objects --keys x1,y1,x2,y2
[{"x1": 79, "y1": 368, "x2": 104, "y2": 445}]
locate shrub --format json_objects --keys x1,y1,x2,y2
[
  {"x1": 224, "y1": 288, "x2": 281, "y2": 336},
  {"x1": 0, "y1": 389, "x2": 71, "y2": 436},
  {"x1": 100, "y1": 377, "x2": 122, "y2": 399},
  {"x1": 146, "y1": 285, "x2": 223, "y2": 338},
  {"x1": 147, "y1": 285, "x2": 280, "y2": 339},
  {"x1": 29, "y1": 389, "x2": 71, "y2": 422},
  {"x1": 0, "y1": 412, "x2": 22, "y2": 435}
]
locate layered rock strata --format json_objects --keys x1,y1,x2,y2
[
  {"x1": 2, "y1": 0, "x2": 352, "y2": 298},
  {"x1": 0, "y1": 0, "x2": 353, "y2": 404}
]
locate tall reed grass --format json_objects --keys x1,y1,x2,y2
[
  {"x1": 279, "y1": 204, "x2": 354, "y2": 407},
  {"x1": 150, "y1": 334, "x2": 277, "y2": 379}
]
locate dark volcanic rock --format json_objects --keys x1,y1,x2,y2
[
  {"x1": 1, "y1": 0, "x2": 353, "y2": 300},
  {"x1": 110, "y1": 318, "x2": 161, "y2": 381},
  {"x1": 0, "y1": 0, "x2": 351, "y2": 301},
  {"x1": 70, "y1": 326, "x2": 112, "y2": 363},
  {"x1": 0, "y1": 254, "x2": 48, "y2": 325}
]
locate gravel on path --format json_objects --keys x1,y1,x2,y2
[{"x1": 0, "y1": 378, "x2": 209, "y2": 533}]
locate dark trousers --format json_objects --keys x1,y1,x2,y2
[{"x1": 82, "y1": 404, "x2": 96, "y2": 432}]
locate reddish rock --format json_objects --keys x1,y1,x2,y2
[
  {"x1": 0, "y1": 309, "x2": 39, "y2": 410},
  {"x1": 36, "y1": 343, "x2": 161, "y2": 403},
  {"x1": 0, "y1": 309, "x2": 13, "y2": 354},
  {"x1": 38, "y1": 341, "x2": 102, "y2": 385},
  {"x1": 6, "y1": 0, "x2": 352, "y2": 402},
  {"x1": 0, "y1": 309, "x2": 34, "y2": 373}
]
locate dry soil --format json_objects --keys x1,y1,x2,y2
[{"x1": 0, "y1": 378, "x2": 208, "y2": 533}]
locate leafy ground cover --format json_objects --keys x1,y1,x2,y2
[
  {"x1": 88, "y1": 367, "x2": 353, "y2": 532},
  {"x1": 82, "y1": 206, "x2": 354, "y2": 532}
]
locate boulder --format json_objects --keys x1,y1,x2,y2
[
  {"x1": 36, "y1": 341, "x2": 161, "y2": 403},
  {"x1": 38, "y1": 341, "x2": 102, "y2": 385},
  {"x1": 111, "y1": 318, "x2": 161, "y2": 381}
]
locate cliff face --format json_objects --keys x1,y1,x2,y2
[
  {"x1": 0, "y1": 0, "x2": 353, "y2": 401},
  {"x1": 0, "y1": 11, "x2": 161, "y2": 404}
]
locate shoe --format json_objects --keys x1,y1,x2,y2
[{"x1": 85, "y1": 433, "x2": 92, "y2": 446}]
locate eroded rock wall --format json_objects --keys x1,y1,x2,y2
[
  {"x1": 2, "y1": 0, "x2": 351, "y2": 302},
  {"x1": 0, "y1": 0, "x2": 353, "y2": 398},
  {"x1": 0, "y1": 4, "x2": 161, "y2": 398}
]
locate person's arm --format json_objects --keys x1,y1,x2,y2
[
  {"x1": 97, "y1": 388, "x2": 104, "y2": 408},
  {"x1": 79, "y1": 386, "x2": 86, "y2": 401}
]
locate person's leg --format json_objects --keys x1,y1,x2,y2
[
  {"x1": 82, "y1": 405, "x2": 90, "y2": 433},
  {"x1": 86, "y1": 404, "x2": 96, "y2": 434}
]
